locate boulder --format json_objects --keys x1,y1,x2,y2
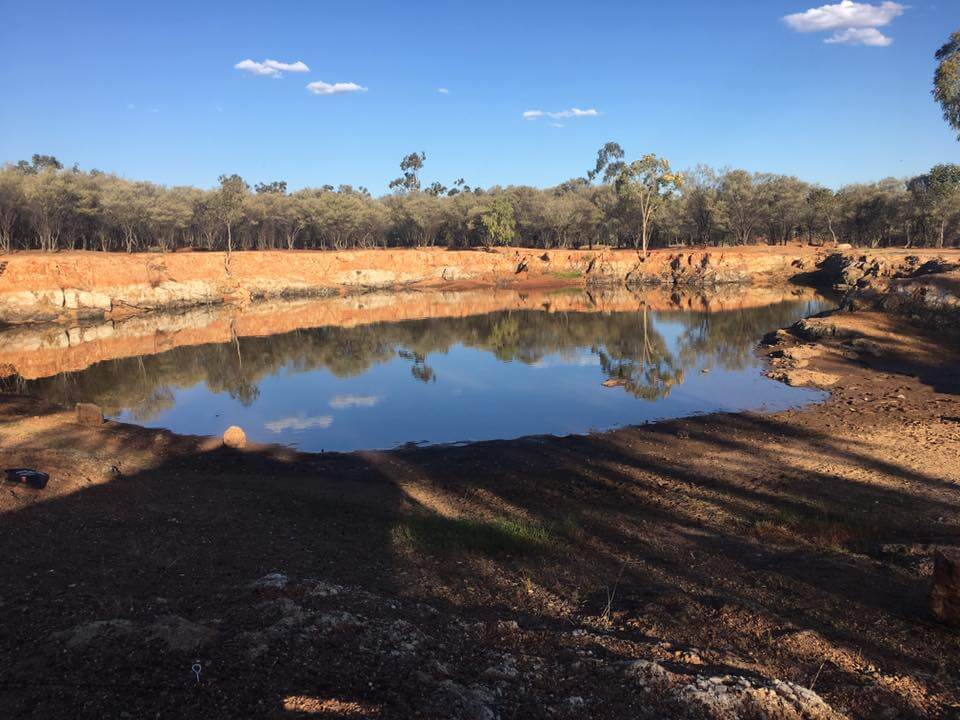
[
  {"x1": 223, "y1": 425, "x2": 247, "y2": 449},
  {"x1": 932, "y1": 549, "x2": 960, "y2": 625},
  {"x1": 75, "y1": 402, "x2": 103, "y2": 426}
]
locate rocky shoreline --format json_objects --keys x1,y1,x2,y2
[{"x1": 4, "y1": 246, "x2": 952, "y2": 326}]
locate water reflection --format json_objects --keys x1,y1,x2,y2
[{"x1": 3, "y1": 289, "x2": 833, "y2": 451}]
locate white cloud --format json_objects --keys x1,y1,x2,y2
[
  {"x1": 234, "y1": 58, "x2": 310, "y2": 77},
  {"x1": 306, "y1": 80, "x2": 368, "y2": 96},
  {"x1": 550, "y1": 122, "x2": 565, "y2": 128},
  {"x1": 824, "y1": 27, "x2": 893, "y2": 45},
  {"x1": 783, "y1": 1, "x2": 904, "y2": 32},
  {"x1": 264, "y1": 415, "x2": 333, "y2": 433},
  {"x1": 550, "y1": 107, "x2": 599, "y2": 118},
  {"x1": 782, "y1": 2, "x2": 905, "y2": 46},
  {"x1": 437, "y1": 87, "x2": 450, "y2": 94},
  {"x1": 264, "y1": 59, "x2": 309, "y2": 73},
  {"x1": 329, "y1": 394, "x2": 381, "y2": 409},
  {"x1": 524, "y1": 107, "x2": 599, "y2": 120}
]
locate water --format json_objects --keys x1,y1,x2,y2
[{"x1": 3, "y1": 287, "x2": 833, "y2": 452}]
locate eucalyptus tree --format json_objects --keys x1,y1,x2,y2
[
  {"x1": 23, "y1": 167, "x2": 81, "y2": 251},
  {"x1": 717, "y1": 170, "x2": 764, "y2": 245},
  {"x1": 612, "y1": 154, "x2": 683, "y2": 256},
  {"x1": 254, "y1": 180, "x2": 287, "y2": 195},
  {"x1": 910, "y1": 164, "x2": 960, "y2": 247},
  {"x1": 213, "y1": 174, "x2": 249, "y2": 254},
  {"x1": 0, "y1": 167, "x2": 26, "y2": 252},
  {"x1": 804, "y1": 187, "x2": 838, "y2": 245},
  {"x1": 934, "y1": 30, "x2": 960, "y2": 139},
  {"x1": 472, "y1": 196, "x2": 516, "y2": 247},
  {"x1": 389, "y1": 152, "x2": 426, "y2": 193},
  {"x1": 760, "y1": 174, "x2": 809, "y2": 245},
  {"x1": 587, "y1": 142, "x2": 626, "y2": 183},
  {"x1": 680, "y1": 165, "x2": 721, "y2": 246}
]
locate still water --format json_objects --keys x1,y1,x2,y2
[{"x1": 5, "y1": 288, "x2": 833, "y2": 451}]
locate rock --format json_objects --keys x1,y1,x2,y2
[
  {"x1": 53, "y1": 619, "x2": 135, "y2": 649},
  {"x1": 625, "y1": 659, "x2": 844, "y2": 719},
  {"x1": 223, "y1": 425, "x2": 247, "y2": 448},
  {"x1": 251, "y1": 572, "x2": 289, "y2": 590},
  {"x1": 601, "y1": 378, "x2": 626, "y2": 388},
  {"x1": 791, "y1": 317, "x2": 855, "y2": 341},
  {"x1": 75, "y1": 402, "x2": 103, "y2": 426},
  {"x1": 146, "y1": 615, "x2": 215, "y2": 653},
  {"x1": 767, "y1": 369, "x2": 839, "y2": 388},
  {"x1": 847, "y1": 337, "x2": 883, "y2": 357},
  {"x1": 430, "y1": 680, "x2": 497, "y2": 720},
  {"x1": 932, "y1": 549, "x2": 960, "y2": 625},
  {"x1": 52, "y1": 615, "x2": 213, "y2": 653}
]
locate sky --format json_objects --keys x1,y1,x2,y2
[{"x1": 0, "y1": 0, "x2": 957, "y2": 193}]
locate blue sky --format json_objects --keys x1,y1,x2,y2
[{"x1": 1, "y1": 0, "x2": 957, "y2": 192}]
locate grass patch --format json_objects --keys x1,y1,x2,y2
[
  {"x1": 750, "y1": 508, "x2": 880, "y2": 551},
  {"x1": 394, "y1": 514, "x2": 556, "y2": 558},
  {"x1": 551, "y1": 270, "x2": 583, "y2": 280}
]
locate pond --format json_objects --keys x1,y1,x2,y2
[{"x1": 2, "y1": 287, "x2": 833, "y2": 452}]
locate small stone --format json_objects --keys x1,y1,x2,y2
[
  {"x1": 223, "y1": 425, "x2": 247, "y2": 449},
  {"x1": 75, "y1": 402, "x2": 103, "y2": 426},
  {"x1": 932, "y1": 549, "x2": 960, "y2": 625},
  {"x1": 251, "y1": 572, "x2": 288, "y2": 590}
]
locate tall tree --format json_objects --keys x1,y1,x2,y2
[
  {"x1": 804, "y1": 187, "x2": 838, "y2": 245},
  {"x1": 214, "y1": 174, "x2": 249, "y2": 254},
  {"x1": 614, "y1": 154, "x2": 683, "y2": 256},
  {"x1": 587, "y1": 142, "x2": 626, "y2": 183},
  {"x1": 389, "y1": 152, "x2": 426, "y2": 193},
  {"x1": 934, "y1": 30, "x2": 960, "y2": 140},
  {"x1": 914, "y1": 164, "x2": 960, "y2": 247}
]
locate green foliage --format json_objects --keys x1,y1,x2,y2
[
  {"x1": 0, "y1": 146, "x2": 959, "y2": 253},
  {"x1": 934, "y1": 30, "x2": 960, "y2": 140},
  {"x1": 394, "y1": 514, "x2": 555, "y2": 557},
  {"x1": 389, "y1": 151, "x2": 426, "y2": 193},
  {"x1": 613, "y1": 153, "x2": 683, "y2": 255},
  {"x1": 474, "y1": 196, "x2": 516, "y2": 246}
]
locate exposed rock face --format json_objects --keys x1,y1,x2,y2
[
  {"x1": 0, "y1": 248, "x2": 813, "y2": 325},
  {"x1": 847, "y1": 269, "x2": 960, "y2": 338},
  {"x1": 932, "y1": 549, "x2": 960, "y2": 626},
  {"x1": 223, "y1": 425, "x2": 247, "y2": 449}
]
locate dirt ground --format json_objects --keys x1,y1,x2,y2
[{"x1": 1, "y1": 306, "x2": 959, "y2": 718}]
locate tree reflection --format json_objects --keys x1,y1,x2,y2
[{"x1": 3, "y1": 296, "x2": 828, "y2": 421}]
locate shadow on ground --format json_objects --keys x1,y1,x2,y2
[{"x1": 0, "y1": 337, "x2": 959, "y2": 718}]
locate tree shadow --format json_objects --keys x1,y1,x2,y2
[{"x1": 1, "y1": 383, "x2": 959, "y2": 717}]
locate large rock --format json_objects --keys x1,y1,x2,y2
[
  {"x1": 932, "y1": 549, "x2": 960, "y2": 625},
  {"x1": 223, "y1": 425, "x2": 247, "y2": 449}
]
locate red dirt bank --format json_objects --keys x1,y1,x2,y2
[{"x1": 2, "y1": 246, "x2": 957, "y2": 325}]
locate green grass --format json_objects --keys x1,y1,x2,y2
[
  {"x1": 394, "y1": 514, "x2": 556, "y2": 557},
  {"x1": 551, "y1": 270, "x2": 583, "y2": 280},
  {"x1": 750, "y1": 508, "x2": 880, "y2": 551}
]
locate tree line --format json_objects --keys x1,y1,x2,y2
[
  {"x1": 1, "y1": 27, "x2": 957, "y2": 256},
  {"x1": 1, "y1": 147, "x2": 958, "y2": 255}
]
